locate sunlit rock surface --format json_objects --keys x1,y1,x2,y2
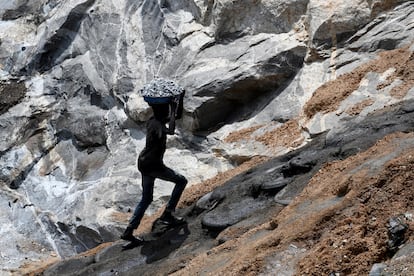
[{"x1": 0, "y1": 0, "x2": 413, "y2": 274}]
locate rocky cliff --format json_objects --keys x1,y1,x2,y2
[{"x1": 0, "y1": 0, "x2": 413, "y2": 275}]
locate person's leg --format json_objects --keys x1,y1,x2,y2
[
  {"x1": 151, "y1": 166, "x2": 188, "y2": 225},
  {"x1": 129, "y1": 174, "x2": 155, "y2": 228},
  {"x1": 154, "y1": 166, "x2": 188, "y2": 212},
  {"x1": 121, "y1": 174, "x2": 155, "y2": 241}
]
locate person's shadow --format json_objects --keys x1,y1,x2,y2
[
  {"x1": 140, "y1": 221, "x2": 190, "y2": 263},
  {"x1": 121, "y1": 219, "x2": 190, "y2": 264}
]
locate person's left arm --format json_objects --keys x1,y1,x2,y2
[{"x1": 166, "y1": 92, "x2": 185, "y2": 135}]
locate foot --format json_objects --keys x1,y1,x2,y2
[
  {"x1": 159, "y1": 211, "x2": 186, "y2": 226},
  {"x1": 121, "y1": 236, "x2": 144, "y2": 250},
  {"x1": 121, "y1": 226, "x2": 142, "y2": 242}
]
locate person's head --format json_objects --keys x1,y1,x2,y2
[{"x1": 150, "y1": 103, "x2": 170, "y2": 122}]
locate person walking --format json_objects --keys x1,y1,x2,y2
[{"x1": 121, "y1": 93, "x2": 187, "y2": 242}]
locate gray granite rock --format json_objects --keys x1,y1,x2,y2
[{"x1": 1, "y1": 0, "x2": 414, "y2": 273}]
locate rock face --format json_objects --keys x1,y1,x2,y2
[{"x1": 0, "y1": 0, "x2": 413, "y2": 274}]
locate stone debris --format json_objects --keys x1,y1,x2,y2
[{"x1": 140, "y1": 78, "x2": 184, "y2": 98}]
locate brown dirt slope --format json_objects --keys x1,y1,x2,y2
[
  {"x1": 174, "y1": 132, "x2": 414, "y2": 275},
  {"x1": 304, "y1": 45, "x2": 414, "y2": 118}
]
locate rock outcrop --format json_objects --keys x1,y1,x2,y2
[{"x1": 0, "y1": 0, "x2": 413, "y2": 275}]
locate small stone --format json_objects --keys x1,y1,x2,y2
[{"x1": 369, "y1": 263, "x2": 387, "y2": 276}]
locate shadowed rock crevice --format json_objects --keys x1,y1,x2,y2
[
  {"x1": 58, "y1": 223, "x2": 105, "y2": 254},
  {"x1": 1, "y1": 115, "x2": 57, "y2": 189},
  {"x1": 2, "y1": 2, "x2": 30, "y2": 21},
  {"x1": 24, "y1": 0, "x2": 96, "y2": 74},
  {"x1": 190, "y1": 47, "x2": 307, "y2": 131}
]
